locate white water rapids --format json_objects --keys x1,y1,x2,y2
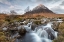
[{"x1": 15, "y1": 22, "x2": 58, "y2": 42}]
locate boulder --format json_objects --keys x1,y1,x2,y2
[{"x1": 18, "y1": 28, "x2": 26, "y2": 36}]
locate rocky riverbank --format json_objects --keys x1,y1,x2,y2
[{"x1": 0, "y1": 17, "x2": 64, "y2": 42}]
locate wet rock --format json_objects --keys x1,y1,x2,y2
[
  {"x1": 2, "y1": 27, "x2": 8, "y2": 31},
  {"x1": 45, "y1": 28, "x2": 55, "y2": 40},
  {"x1": 9, "y1": 27, "x2": 18, "y2": 31},
  {"x1": 18, "y1": 28, "x2": 26, "y2": 36},
  {"x1": 31, "y1": 24, "x2": 37, "y2": 31},
  {"x1": 48, "y1": 32, "x2": 55, "y2": 40}
]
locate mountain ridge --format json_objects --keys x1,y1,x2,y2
[{"x1": 25, "y1": 4, "x2": 54, "y2": 14}]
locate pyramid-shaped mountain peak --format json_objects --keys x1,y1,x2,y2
[
  {"x1": 25, "y1": 4, "x2": 54, "y2": 14},
  {"x1": 33, "y1": 4, "x2": 48, "y2": 10}
]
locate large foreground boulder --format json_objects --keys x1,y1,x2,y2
[{"x1": 18, "y1": 28, "x2": 26, "y2": 36}]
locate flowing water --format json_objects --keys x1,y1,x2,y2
[{"x1": 14, "y1": 21, "x2": 58, "y2": 42}]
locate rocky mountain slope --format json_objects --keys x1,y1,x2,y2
[{"x1": 25, "y1": 4, "x2": 53, "y2": 14}]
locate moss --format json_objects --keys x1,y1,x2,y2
[
  {"x1": 33, "y1": 20, "x2": 41, "y2": 25},
  {"x1": 53, "y1": 22, "x2": 64, "y2": 42},
  {"x1": 53, "y1": 36, "x2": 64, "y2": 42},
  {"x1": 0, "y1": 32, "x2": 6, "y2": 42}
]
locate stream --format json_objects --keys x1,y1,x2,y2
[{"x1": 14, "y1": 22, "x2": 58, "y2": 42}]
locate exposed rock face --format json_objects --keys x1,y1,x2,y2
[{"x1": 25, "y1": 4, "x2": 53, "y2": 14}]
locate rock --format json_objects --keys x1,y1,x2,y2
[
  {"x1": 52, "y1": 22, "x2": 60, "y2": 31},
  {"x1": 2, "y1": 27, "x2": 8, "y2": 31},
  {"x1": 31, "y1": 24, "x2": 36, "y2": 30},
  {"x1": 45, "y1": 28, "x2": 55, "y2": 40},
  {"x1": 18, "y1": 28, "x2": 26, "y2": 36}
]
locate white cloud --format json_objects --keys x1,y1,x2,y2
[
  {"x1": 0, "y1": 0, "x2": 11, "y2": 6},
  {"x1": 46, "y1": 0, "x2": 64, "y2": 14},
  {"x1": 9, "y1": 5, "x2": 22, "y2": 11},
  {"x1": 60, "y1": 6, "x2": 64, "y2": 9},
  {"x1": 51, "y1": 5, "x2": 64, "y2": 14},
  {"x1": 9, "y1": 5, "x2": 15, "y2": 9},
  {"x1": 0, "y1": 0, "x2": 64, "y2": 14},
  {"x1": 47, "y1": 0, "x2": 63, "y2": 9}
]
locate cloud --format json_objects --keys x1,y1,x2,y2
[
  {"x1": 0, "y1": 0, "x2": 11, "y2": 6},
  {"x1": 50, "y1": 0, "x2": 64, "y2": 14},
  {"x1": 9, "y1": 5, "x2": 14, "y2": 9},
  {"x1": 0, "y1": 0, "x2": 64, "y2": 14},
  {"x1": 51, "y1": 5, "x2": 64, "y2": 14},
  {"x1": 53, "y1": 9, "x2": 64, "y2": 14},
  {"x1": 9, "y1": 5, "x2": 22, "y2": 10},
  {"x1": 60, "y1": 6, "x2": 64, "y2": 9},
  {"x1": 60, "y1": 1, "x2": 64, "y2": 5},
  {"x1": 15, "y1": 9, "x2": 22, "y2": 11}
]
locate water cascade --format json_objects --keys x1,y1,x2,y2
[
  {"x1": 34, "y1": 22, "x2": 58, "y2": 42},
  {"x1": 15, "y1": 22, "x2": 58, "y2": 42}
]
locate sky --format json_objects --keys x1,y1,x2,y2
[{"x1": 0, "y1": 0, "x2": 64, "y2": 14}]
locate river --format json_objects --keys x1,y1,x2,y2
[{"x1": 14, "y1": 22, "x2": 58, "y2": 42}]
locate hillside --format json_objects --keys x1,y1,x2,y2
[
  {"x1": 0, "y1": 14, "x2": 7, "y2": 19},
  {"x1": 0, "y1": 13, "x2": 64, "y2": 19},
  {"x1": 24, "y1": 13, "x2": 64, "y2": 18},
  {"x1": 24, "y1": 4, "x2": 64, "y2": 18}
]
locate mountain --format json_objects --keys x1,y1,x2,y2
[{"x1": 25, "y1": 4, "x2": 54, "y2": 14}]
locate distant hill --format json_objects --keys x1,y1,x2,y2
[
  {"x1": 25, "y1": 4, "x2": 54, "y2": 14},
  {"x1": 24, "y1": 4, "x2": 64, "y2": 18},
  {"x1": 24, "y1": 13, "x2": 64, "y2": 18},
  {"x1": 0, "y1": 14, "x2": 7, "y2": 19},
  {"x1": 0, "y1": 4, "x2": 64, "y2": 19},
  {"x1": 0, "y1": 13, "x2": 64, "y2": 20}
]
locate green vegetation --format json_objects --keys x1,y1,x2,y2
[
  {"x1": 53, "y1": 22, "x2": 64, "y2": 42},
  {"x1": 33, "y1": 20, "x2": 41, "y2": 25},
  {"x1": 0, "y1": 15, "x2": 64, "y2": 42},
  {"x1": 0, "y1": 29, "x2": 15, "y2": 42},
  {"x1": 0, "y1": 32, "x2": 8, "y2": 42}
]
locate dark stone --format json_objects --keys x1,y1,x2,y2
[
  {"x1": 18, "y1": 28, "x2": 26, "y2": 36},
  {"x1": 48, "y1": 32, "x2": 55, "y2": 40},
  {"x1": 31, "y1": 24, "x2": 36, "y2": 30},
  {"x1": 46, "y1": 28, "x2": 55, "y2": 40}
]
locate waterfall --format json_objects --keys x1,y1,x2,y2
[
  {"x1": 15, "y1": 22, "x2": 58, "y2": 42},
  {"x1": 30, "y1": 33, "x2": 42, "y2": 42},
  {"x1": 36, "y1": 29, "x2": 48, "y2": 38},
  {"x1": 34, "y1": 22, "x2": 58, "y2": 42},
  {"x1": 23, "y1": 22, "x2": 32, "y2": 32}
]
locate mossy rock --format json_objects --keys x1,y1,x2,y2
[{"x1": 33, "y1": 20, "x2": 41, "y2": 25}]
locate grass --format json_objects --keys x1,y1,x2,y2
[
  {"x1": 0, "y1": 32, "x2": 7, "y2": 42},
  {"x1": 0, "y1": 14, "x2": 64, "y2": 42},
  {"x1": 33, "y1": 20, "x2": 41, "y2": 25},
  {"x1": 53, "y1": 22, "x2": 64, "y2": 42}
]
